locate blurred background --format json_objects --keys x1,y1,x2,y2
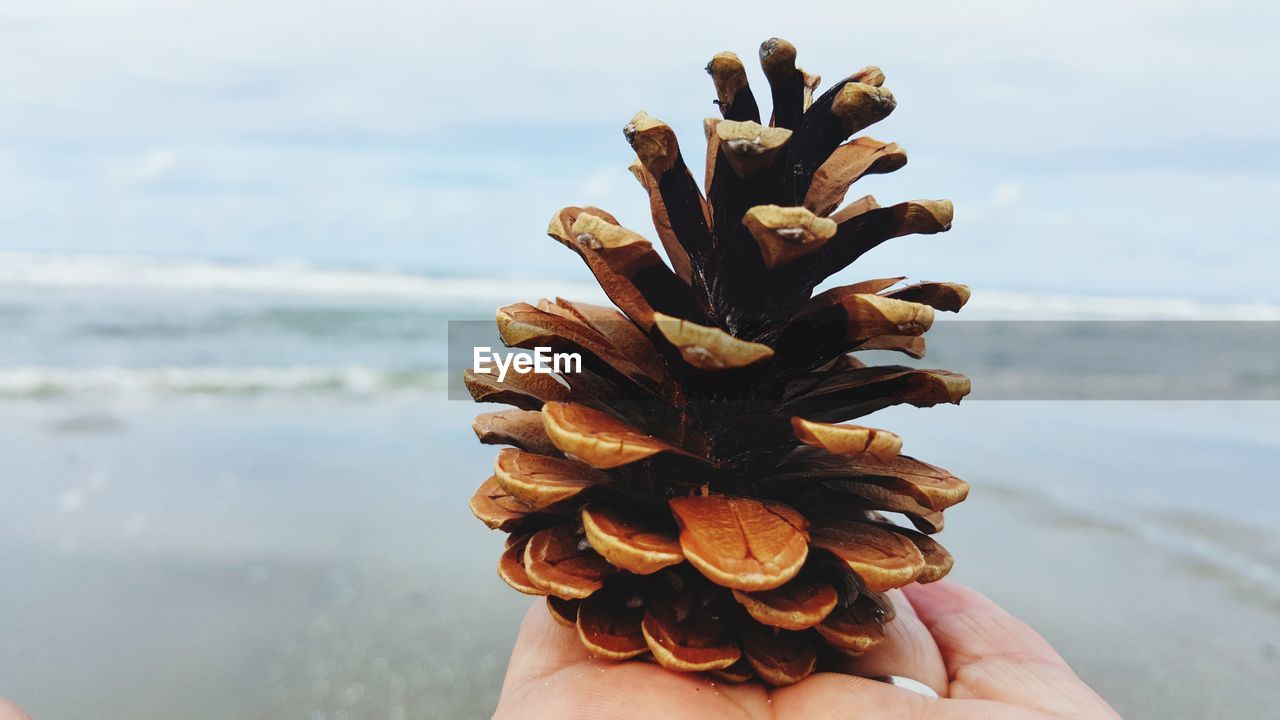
[{"x1": 1, "y1": 1, "x2": 1277, "y2": 718}]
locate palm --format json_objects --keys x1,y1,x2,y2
[
  {"x1": 509, "y1": 649, "x2": 777, "y2": 718},
  {"x1": 495, "y1": 582, "x2": 1121, "y2": 720}
]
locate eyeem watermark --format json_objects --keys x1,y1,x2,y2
[
  {"x1": 472, "y1": 346, "x2": 582, "y2": 382},
  {"x1": 448, "y1": 320, "x2": 1280, "y2": 401}
]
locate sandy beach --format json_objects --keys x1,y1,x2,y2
[{"x1": 2, "y1": 391, "x2": 1276, "y2": 719}]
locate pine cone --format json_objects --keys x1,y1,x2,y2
[{"x1": 467, "y1": 37, "x2": 970, "y2": 686}]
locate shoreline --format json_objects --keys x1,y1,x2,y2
[{"x1": 0, "y1": 396, "x2": 1276, "y2": 718}]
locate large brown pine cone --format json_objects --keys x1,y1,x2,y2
[{"x1": 467, "y1": 37, "x2": 970, "y2": 686}]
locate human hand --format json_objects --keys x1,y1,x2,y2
[
  {"x1": 494, "y1": 580, "x2": 1121, "y2": 719},
  {"x1": 0, "y1": 698, "x2": 29, "y2": 720}
]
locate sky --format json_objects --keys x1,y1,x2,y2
[{"x1": 1, "y1": 0, "x2": 1277, "y2": 300}]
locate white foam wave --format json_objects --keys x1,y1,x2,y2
[
  {"x1": 1028, "y1": 482, "x2": 1280, "y2": 602},
  {"x1": 3, "y1": 252, "x2": 1279, "y2": 319},
  {"x1": 962, "y1": 290, "x2": 1280, "y2": 321},
  {"x1": 0, "y1": 252, "x2": 606, "y2": 304},
  {"x1": 0, "y1": 366, "x2": 443, "y2": 398}
]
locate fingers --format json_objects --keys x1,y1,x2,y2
[
  {"x1": 905, "y1": 581, "x2": 1068, "y2": 673},
  {"x1": 904, "y1": 581, "x2": 1121, "y2": 717},
  {"x1": 774, "y1": 673, "x2": 1042, "y2": 720},
  {"x1": 824, "y1": 589, "x2": 949, "y2": 696},
  {"x1": 0, "y1": 699, "x2": 30, "y2": 720},
  {"x1": 774, "y1": 673, "x2": 931, "y2": 719},
  {"x1": 499, "y1": 598, "x2": 592, "y2": 694}
]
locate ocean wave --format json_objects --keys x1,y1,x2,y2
[
  {"x1": 4, "y1": 252, "x2": 1280, "y2": 319},
  {"x1": 961, "y1": 290, "x2": 1280, "y2": 321},
  {"x1": 0, "y1": 366, "x2": 444, "y2": 398},
  {"x1": 0, "y1": 252, "x2": 607, "y2": 305},
  {"x1": 1016, "y1": 482, "x2": 1280, "y2": 606}
]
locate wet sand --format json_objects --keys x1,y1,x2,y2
[{"x1": 0, "y1": 395, "x2": 1276, "y2": 719}]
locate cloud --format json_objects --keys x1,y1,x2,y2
[
  {"x1": 135, "y1": 149, "x2": 176, "y2": 180},
  {"x1": 106, "y1": 148, "x2": 177, "y2": 189},
  {"x1": 577, "y1": 167, "x2": 619, "y2": 204},
  {"x1": 991, "y1": 182, "x2": 1022, "y2": 209},
  {"x1": 0, "y1": 1, "x2": 1277, "y2": 299}
]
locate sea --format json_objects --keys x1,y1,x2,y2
[{"x1": 0, "y1": 252, "x2": 1277, "y2": 719}]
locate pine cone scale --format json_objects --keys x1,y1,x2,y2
[{"x1": 465, "y1": 38, "x2": 971, "y2": 686}]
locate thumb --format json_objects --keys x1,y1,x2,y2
[{"x1": 904, "y1": 581, "x2": 1120, "y2": 718}]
